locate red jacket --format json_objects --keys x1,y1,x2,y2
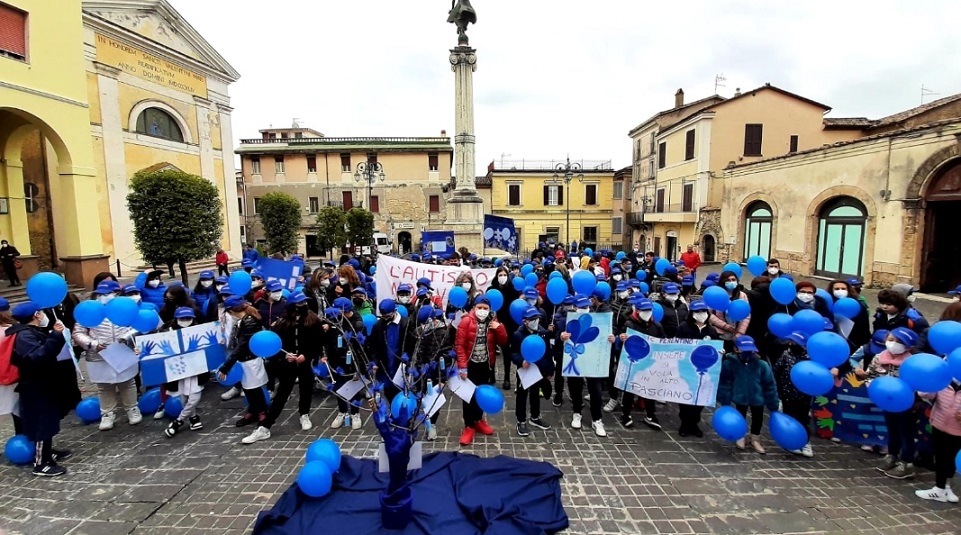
[
  {"x1": 680, "y1": 251, "x2": 701, "y2": 271},
  {"x1": 455, "y1": 310, "x2": 508, "y2": 369},
  {"x1": 216, "y1": 251, "x2": 229, "y2": 265}
]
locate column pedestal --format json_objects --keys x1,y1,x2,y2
[{"x1": 448, "y1": 46, "x2": 484, "y2": 254}]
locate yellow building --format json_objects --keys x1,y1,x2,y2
[{"x1": 488, "y1": 158, "x2": 617, "y2": 253}]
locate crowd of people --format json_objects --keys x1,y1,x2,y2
[{"x1": 1, "y1": 243, "x2": 960, "y2": 505}]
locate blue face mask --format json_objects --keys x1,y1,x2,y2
[{"x1": 724, "y1": 281, "x2": 737, "y2": 291}]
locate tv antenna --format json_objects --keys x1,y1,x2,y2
[
  {"x1": 499, "y1": 153, "x2": 511, "y2": 166},
  {"x1": 714, "y1": 74, "x2": 727, "y2": 94},
  {"x1": 921, "y1": 85, "x2": 939, "y2": 104}
]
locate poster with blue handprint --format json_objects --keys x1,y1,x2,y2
[
  {"x1": 613, "y1": 331, "x2": 723, "y2": 406},
  {"x1": 137, "y1": 322, "x2": 226, "y2": 386},
  {"x1": 561, "y1": 312, "x2": 612, "y2": 378}
]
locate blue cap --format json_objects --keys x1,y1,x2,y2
[
  {"x1": 423, "y1": 253, "x2": 433, "y2": 260},
  {"x1": 174, "y1": 307, "x2": 195, "y2": 319},
  {"x1": 0, "y1": 297, "x2": 8, "y2": 312},
  {"x1": 781, "y1": 273, "x2": 795, "y2": 282},
  {"x1": 890, "y1": 326, "x2": 918, "y2": 347},
  {"x1": 610, "y1": 267, "x2": 622, "y2": 275},
  {"x1": 702, "y1": 280, "x2": 716, "y2": 288},
  {"x1": 948, "y1": 285, "x2": 961, "y2": 295},
  {"x1": 288, "y1": 291, "x2": 308, "y2": 304},
  {"x1": 689, "y1": 301, "x2": 709, "y2": 312},
  {"x1": 682, "y1": 275, "x2": 694, "y2": 287},
  {"x1": 562, "y1": 295, "x2": 575, "y2": 305},
  {"x1": 595, "y1": 273, "x2": 607, "y2": 282},
  {"x1": 735, "y1": 336, "x2": 758, "y2": 352},
  {"x1": 12, "y1": 302, "x2": 40, "y2": 319},
  {"x1": 333, "y1": 297, "x2": 352, "y2": 311},
  {"x1": 417, "y1": 306, "x2": 433, "y2": 323},
  {"x1": 573, "y1": 295, "x2": 591, "y2": 308},
  {"x1": 379, "y1": 299, "x2": 396, "y2": 315},
  {"x1": 241, "y1": 259, "x2": 253, "y2": 268},
  {"x1": 266, "y1": 280, "x2": 283, "y2": 292},
  {"x1": 869, "y1": 329, "x2": 888, "y2": 354},
  {"x1": 215, "y1": 276, "x2": 229, "y2": 285},
  {"x1": 251, "y1": 270, "x2": 264, "y2": 279},
  {"x1": 469, "y1": 254, "x2": 478, "y2": 261},
  {"x1": 474, "y1": 295, "x2": 490, "y2": 306},
  {"x1": 523, "y1": 287, "x2": 539, "y2": 299},
  {"x1": 633, "y1": 298, "x2": 654, "y2": 311},
  {"x1": 224, "y1": 296, "x2": 247, "y2": 309},
  {"x1": 630, "y1": 280, "x2": 641, "y2": 289},
  {"x1": 348, "y1": 259, "x2": 360, "y2": 269},
  {"x1": 706, "y1": 273, "x2": 720, "y2": 281},
  {"x1": 664, "y1": 266, "x2": 678, "y2": 276},
  {"x1": 410, "y1": 254, "x2": 421, "y2": 262},
  {"x1": 615, "y1": 281, "x2": 630, "y2": 291},
  {"x1": 662, "y1": 283, "x2": 680, "y2": 294},
  {"x1": 416, "y1": 287, "x2": 429, "y2": 298},
  {"x1": 95, "y1": 280, "x2": 122, "y2": 294},
  {"x1": 199, "y1": 270, "x2": 214, "y2": 280},
  {"x1": 846, "y1": 278, "x2": 864, "y2": 287},
  {"x1": 783, "y1": 331, "x2": 808, "y2": 347},
  {"x1": 122, "y1": 284, "x2": 140, "y2": 295},
  {"x1": 417, "y1": 277, "x2": 433, "y2": 289},
  {"x1": 351, "y1": 287, "x2": 367, "y2": 297},
  {"x1": 219, "y1": 285, "x2": 234, "y2": 296},
  {"x1": 397, "y1": 283, "x2": 413, "y2": 293},
  {"x1": 523, "y1": 306, "x2": 542, "y2": 319}
]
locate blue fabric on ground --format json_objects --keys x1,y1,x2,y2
[{"x1": 253, "y1": 452, "x2": 569, "y2": 535}]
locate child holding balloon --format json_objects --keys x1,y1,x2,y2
[
  {"x1": 511, "y1": 307, "x2": 554, "y2": 437},
  {"x1": 217, "y1": 296, "x2": 269, "y2": 427},
  {"x1": 717, "y1": 336, "x2": 780, "y2": 453},
  {"x1": 773, "y1": 331, "x2": 815, "y2": 458}
]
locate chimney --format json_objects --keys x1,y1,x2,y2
[
  {"x1": 734, "y1": 87, "x2": 742, "y2": 96},
  {"x1": 441, "y1": 129, "x2": 447, "y2": 137},
  {"x1": 674, "y1": 88, "x2": 685, "y2": 108}
]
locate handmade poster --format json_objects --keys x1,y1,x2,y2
[
  {"x1": 613, "y1": 332, "x2": 724, "y2": 406},
  {"x1": 422, "y1": 387, "x2": 447, "y2": 418},
  {"x1": 257, "y1": 258, "x2": 303, "y2": 291},
  {"x1": 137, "y1": 322, "x2": 226, "y2": 386},
  {"x1": 516, "y1": 364, "x2": 544, "y2": 390},
  {"x1": 483, "y1": 214, "x2": 518, "y2": 253},
  {"x1": 375, "y1": 255, "x2": 496, "y2": 307},
  {"x1": 164, "y1": 350, "x2": 209, "y2": 383},
  {"x1": 335, "y1": 377, "x2": 369, "y2": 400},
  {"x1": 421, "y1": 231, "x2": 456, "y2": 257},
  {"x1": 561, "y1": 312, "x2": 612, "y2": 378},
  {"x1": 813, "y1": 372, "x2": 933, "y2": 457},
  {"x1": 99, "y1": 343, "x2": 138, "y2": 374},
  {"x1": 447, "y1": 374, "x2": 477, "y2": 403}
]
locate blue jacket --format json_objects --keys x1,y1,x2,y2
[
  {"x1": 511, "y1": 325, "x2": 555, "y2": 380},
  {"x1": 8, "y1": 323, "x2": 66, "y2": 442},
  {"x1": 243, "y1": 248, "x2": 260, "y2": 264},
  {"x1": 193, "y1": 286, "x2": 218, "y2": 317},
  {"x1": 717, "y1": 353, "x2": 779, "y2": 410},
  {"x1": 141, "y1": 283, "x2": 167, "y2": 309}
]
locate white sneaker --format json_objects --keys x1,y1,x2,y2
[
  {"x1": 860, "y1": 444, "x2": 875, "y2": 452},
  {"x1": 241, "y1": 426, "x2": 271, "y2": 444},
  {"x1": 351, "y1": 415, "x2": 362, "y2": 429},
  {"x1": 945, "y1": 485, "x2": 959, "y2": 504},
  {"x1": 583, "y1": 393, "x2": 590, "y2": 401},
  {"x1": 428, "y1": 426, "x2": 438, "y2": 441},
  {"x1": 300, "y1": 414, "x2": 313, "y2": 431},
  {"x1": 800, "y1": 444, "x2": 814, "y2": 458},
  {"x1": 916, "y1": 486, "x2": 950, "y2": 503},
  {"x1": 331, "y1": 413, "x2": 346, "y2": 429},
  {"x1": 153, "y1": 405, "x2": 166, "y2": 420},
  {"x1": 592, "y1": 420, "x2": 607, "y2": 437},
  {"x1": 571, "y1": 413, "x2": 583, "y2": 430},
  {"x1": 602, "y1": 399, "x2": 619, "y2": 413},
  {"x1": 99, "y1": 412, "x2": 115, "y2": 431},
  {"x1": 220, "y1": 386, "x2": 241, "y2": 401},
  {"x1": 127, "y1": 407, "x2": 143, "y2": 425}
]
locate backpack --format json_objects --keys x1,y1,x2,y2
[{"x1": 0, "y1": 332, "x2": 19, "y2": 385}]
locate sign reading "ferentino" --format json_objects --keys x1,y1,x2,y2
[{"x1": 95, "y1": 33, "x2": 207, "y2": 98}]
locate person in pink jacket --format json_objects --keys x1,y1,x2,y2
[{"x1": 916, "y1": 382, "x2": 961, "y2": 503}]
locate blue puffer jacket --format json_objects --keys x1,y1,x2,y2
[
  {"x1": 141, "y1": 283, "x2": 167, "y2": 309},
  {"x1": 717, "y1": 353, "x2": 779, "y2": 410}
]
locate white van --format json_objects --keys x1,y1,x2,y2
[{"x1": 373, "y1": 232, "x2": 391, "y2": 254}]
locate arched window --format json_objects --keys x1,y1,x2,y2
[
  {"x1": 815, "y1": 196, "x2": 867, "y2": 278},
  {"x1": 743, "y1": 201, "x2": 772, "y2": 261},
  {"x1": 701, "y1": 234, "x2": 716, "y2": 262},
  {"x1": 135, "y1": 107, "x2": 184, "y2": 142}
]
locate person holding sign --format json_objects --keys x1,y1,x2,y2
[
  {"x1": 454, "y1": 296, "x2": 507, "y2": 446},
  {"x1": 161, "y1": 308, "x2": 209, "y2": 438},
  {"x1": 618, "y1": 297, "x2": 666, "y2": 430},
  {"x1": 511, "y1": 308, "x2": 555, "y2": 437},
  {"x1": 562, "y1": 295, "x2": 607, "y2": 437},
  {"x1": 675, "y1": 301, "x2": 721, "y2": 437}
]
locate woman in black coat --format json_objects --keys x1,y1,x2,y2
[
  {"x1": 675, "y1": 302, "x2": 721, "y2": 437},
  {"x1": 490, "y1": 266, "x2": 519, "y2": 388},
  {"x1": 826, "y1": 279, "x2": 871, "y2": 350}
]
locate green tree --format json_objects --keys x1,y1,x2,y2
[
  {"x1": 345, "y1": 208, "x2": 375, "y2": 251},
  {"x1": 315, "y1": 206, "x2": 347, "y2": 256},
  {"x1": 126, "y1": 169, "x2": 223, "y2": 284},
  {"x1": 257, "y1": 191, "x2": 302, "y2": 255}
]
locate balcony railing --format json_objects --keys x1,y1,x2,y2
[
  {"x1": 239, "y1": 136, "x2": 451, "y2": 145},
  {"x1": 494, "y1": 159, "x2": 614, "y2": 171},
  {"x1": 626, "y1": 212, "x2": 645, "y2": 226}
]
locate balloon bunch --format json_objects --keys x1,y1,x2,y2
[{"x1": 298, "y1": 438, "x2": 342, "y2": 497}]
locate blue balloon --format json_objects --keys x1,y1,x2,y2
[
  {"x1": 594, "y1": 282, "x2": 612, "y2": 302},
  {"x1": 928, "y1": 321, "x2": 961, "y2": 355},
  {"x1": 512, "y1": 277, "x2": 526, "y2": 292},
  {"x1": 572, "y1": 271, "x2": 597, "y2": 296},
  {"x1": 5, "y1": 435, "x2": 33, "y2": 465},
  {"x1": 615, "y1": 251, "x2": 626, "y2": 261},
  {"x1": 26, "y1": 272, "x2": 68, "y2": 309},
  {"x1": 105, "y1": 296, "x2": 139, "y2": 327},
  {"x1": 475, "y1": 384, "x2": 504, "y2": 414},
  {"x1": 702, "y1": 286, "x2": 730, "y2": 312},
  {"x1": 219, "y1": 365, "x2": 243, "y2": 386},
  {"x1": 363, "y1": 314, "x2": 377, "y2": 335},
  {"x1": 635, "y1": 270, "x2": 647, "y2": 281},
  {"x1": 281, "y1": 289, "x2": 291, "y2": 299},
  {"x1": 584, "y1": 248, "x2": 593, "y2": 256},
  {"x1": 485, "y1": 289, "x2": 504, "y2": 312},
  {"x1": 306, "y1": 438, "x2": 342, "y2": 473},
  {"x1": 793, "y1": 310, "x2": 824, "y2": 335},
  {"x1": 448, "y1": 287, "x2": 468, "y2": 309},
  {"x1": 524, "y1": 273, "x2": 538, "y2": 287},
  {"x1": 769, "y1": 412, "x2": 808, "y2": 451},
  {"x1": 790, "y1": 360, "x2": 834, "y2": 395},
  {"x1": 638, "y1": 282, "x2": 649, "y2": 294},
  {"x1": 900, "y1": 353, "x2": 952, "y2": 393},
  {"x1": 833, "y1": 297, "x2": 861, "y2": 319},
  {"x1": 868, "y1": 376, "x2": 915, "y2": 412},
  {"x1": 549, "y1": 271, "x2": 563, "y2": 280},
  {"x1": 521, "y1": 335, "x2": 546, "y2": 363},
  {"x1": 546, "y1": 277, "x2": 568, "y2": 305},
  {"x1": 390, "y1": 392, "x2": 416, "y2": 425},
  {"x1": 520, "y1": 264, "x2": 534, "y2": 277},
  {"x1": 297, "y1": 460, "x2": 333, "y2": 498},
  {"x1": 722, "y1": 262, "x2": 743, "y2": 279},
  {"x1": 949, "y1": 347, "x2": 961, "y2": 382},
  {"x1": 815, "y1": 289, "x2": 834, "y2": 311},
  {"x1": 690, "y1": 345, "x2": 719, "y2": 373},
  {"x1": 369, "y1": 266, "x2": 376, "y2": 275},
  {"x1": 76, "y1": 397, "x2": 101, "y2": 424},
  {"x1": 74, "y1": 300, "x2": 106, "y2": 328},
  {"x1": 250, "y1": 331, "x2": 282, "y2": 358},
  {"x1": 509, "y1": 299, "x2": 529, "y2": 324},
  {"x1": 654, "y1": 258, "x2": 671, "y2": 276},
  {"x1": 957, "y1": 449, "x2": 961, "y2": 475},
  {"x1": 746, "y1": 255, "x2": 767, "y2": 277},
  {"x1": 770, "y1": 278, "x2": 796, "y2": 305},
  {"x1": 768, "y1": 313, "x2": 795, "y2": 338},
  {"x1": 137, "y1": 388, "x2": 162, "y2": 415},
  {"x1": 229, "y1": 270, "x2": 253, "y2": 296},
  {"x1": 139, "y1": 302, "x2": 158, "y2": 312},
  {"x1": 712, "y1": 406, "x2": 748, "y2": 442},
  {"x1": 164, "y1": 396, "x2": 183, "y2": 419},
  {"x1": 806, "y1": 332, "x2": 849, "y2": 368},
  {"x1": 652, "y1": 302, "x2": 664, "y2": 322},
  {"x1": 397, "y1": 305, "x2": 408, "y2": 318},
  {"x1": 727, "y1": 299, "x2": 751, "y2": 322},
  {"x1": 133, "y1": 309, "x2": 161, "y2": 334}
]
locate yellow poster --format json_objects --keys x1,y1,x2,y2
[{"x1": 95, "y1": 33, "x2": 207, "y2": 98}]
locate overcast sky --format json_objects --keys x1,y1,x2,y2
[{"x1": 170, "y1": 0, "x2": 961, "y2": 175}]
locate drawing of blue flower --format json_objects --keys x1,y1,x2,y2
[{"x1": 563, "y1": 315, "x2": 599, "y2": 376}]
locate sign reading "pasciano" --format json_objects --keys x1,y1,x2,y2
[{"x1": 95, "y1": 33, "x2": 207, "y2": 98}]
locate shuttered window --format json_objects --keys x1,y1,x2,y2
[
  {"x1": 508, "y1": 184, "x2": 521, "y2": 206},
  {"x1": 682, "y1": 183, "x2": 694, "y2": 212},
  {"x1": 0, "y1": 4, "x2": 27, "y2": 60},
  {"x1": 685, "y1": 130, "x2": 696, "y2": 160},
  {"x1": 658, "y1": 142, "x2": 667, "y2": 168},
  {"x1": 306, "y1": 155, "x2": 317, "y2": 173},
  {"x1": 370, "y1": 195, "x2": 379, "y2": 213},
  {"x1": 585, "y1": 184, "x2": 597, "y2": 206},
  {"x1": 428, "y1": 152, "x2": 439, "y2": 171},
  {"x1": 744, "y1": 124, "x2": 763, "y2": 156},
  {"x1": 429, "y1": 195, "x2": 440, "y2": 213},
  {"x1": 342, "y1": 191, "x2": 353, "y2": 210},
  {"x1": 543, "y1": 184, "x2": 562, "y2": 206}
]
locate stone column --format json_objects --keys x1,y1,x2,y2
[
  {"x1": 217, "y1": 103, "x2": 243, "y2": 256},
  {"x1": 446, "y1": 46, "x2": 484, "y2": 251},
  {"x1": 94, "y1": 61, "x2": 134, "y2": 264}
]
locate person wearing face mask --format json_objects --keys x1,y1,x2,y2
[
  {"x1": 489, "y1": 266, "x2": 519, "y2": 389},
  {"x1": 323, "y1": 297, "x2": 367, "y2": 431},
  {"x1": 412, "y1": 306, "x2": 453, "y2": 440},
  {"x1": 140, "y1": 270, "x2": 167, "y2": 309},
  {"x1": 160, "y1": 308, "x2": 209, "y2": 438},
  {"x1": 872, "y1": 289, "x2": 928, "y2": 336},
  {"x1": 717, "y1": 336, "x2": 780, "y2": 454},
  {"x1": 367, "y1": 299, "x2": 417, "y2": 403},
  {"x1": 192, "y1": 271, "x2": 218, "y2": 317},
  {"x1": 9, "y1": 302, "x2": 69, "y2": 476},
  {"x1": 602, "y1": 282, "x2": 634, "y2": 415},
  {"x1": 304, "y1": 269, "x2": 333, "y2": 314},
  {"x1": 765, "y1": 259, "x2": 784, "y2": 279},
  {"x1": 511, "y1": 307, "x2": 555, "y2": 437},
  {"x1": 773, "y1": 331, "x2": 816, "y2": 458},
  {"x1": 655, "y1": 283, "x2": 688, "y2": 338},
  {"x1": 563, "y1": 294, "x2": 611, "y2": 436},
  {"x1": 454, "y1": 296, "x2": 507, "y2": 446},
  {"x1": 245, "y1": 271, "x2": 267, "y2": 302},
  {"x1": 708, "y1": 271, "x2": 751, "y2": 352},
  {"x1": 0, "y1": 239, "x2": 21, "y2": 286},
  {"x1": 854, "y1": 327, "x2": 921, "y2": 479},
  {"x1": 217, "y1": 297, "x2": 269, "y2": 427},
  {"x1": 446, "y1": 272, "x2": 479, "y2": 318},
  {"x1": 675, "y1": 301, "x2": 721, "y2": 437},
  {"x1": 827, "y1": 280, "x2": 870, "y2": 349},
  {"x1": 784, "y1": 281, "x2": 833, "y2": 320},
  {"x1": 346, "y1": 287, "x2": 371, "y2": 317},
  {"x1": 550, "y1": 295, "x2": 575, "y2": 408},
  {"x1": 616, "y1": 297, "x2": 666, "y2": 430},
  {"x1": 159, "y1": 285, "x2": 199, "y2": 325},
  {"x1": 72, "y1": 281, "x2": 142, "y2": 431}
]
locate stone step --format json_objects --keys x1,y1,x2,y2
[{"x1": 0, "y1": 283, "x2": 87, "y2": 306}]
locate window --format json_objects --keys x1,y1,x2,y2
[
  {"x1": 682, "y1": 183, "x2": 694, "y2": 212},
  {"x1": 268, "y1": 133, "x2": 277, "y2": 139},
  {"x1": 648, "y1": 159, "x2": 655, "y2": 179},
  {"x1": 613, "y1": 181, "x2": 623, "y2": 199},
  {"x1": 508, "y1": 184, "x2": 521, "y2": 206},
  {"x1": 295, "y1": 132, "x2": 303, "y2": 139},
  {"x1": 543, "y1": 184, "x2": 563, "y2": 206},
  {"x1": 340, "y1": 153, "x2": 351, "y2": 172},
  {"x1": 250, "y1": 156, "x2": 261, "y2": 175},
  {"x1": 370, "y1": 195, "x2": 380, "y2": 213},
  {"x1": 280, "y1": 133, "x2": 288, "y2": 139},
  {"x1": 649, "y1": 133, "x2": 656, "y2": 154},
  {"x1": 743, "y1": 201, "x2": 772, "y2": 261},
  {"x1": 306, "y1": 155, "x2": 317, "y2": 173},
  {"x1": 612, "y1": 217, "x2": 623, "y2": 235},
  {"x1": 585, "y1": 184, "x2": 597, "y2": 206},
  {"x1": 342, "y1": 191, "x2": 353, "y2": 210},
  {"x1": 583, "y1": 227, "x2": 598, "y2": 243},
  {"x1": 428, "y1": 152, "x2": 439, "y2": 171},
  {"x1": 0, "y1": 3, "x2": 27, "y2": 60},
  {"x1": 658, "y1": 142, "x2": 667, "y2": 168},
  {"x1": 237, "y1": 197, "x2": 244, "y2": 215},
  {"x1": 367, "y1": 153, "x2": 377, "y2": 164},
  {"x1": 429, "y1": 195, "x2": 440, "y2": 213},
  {"x1": 308, "y1": 197, "x2": 319, "y2": 213},
  {"x1": 135, "y1": 108, "x2": 184, "y2": 142},
  {"x1": 816, "y1": 197, "x2": 867, "y2": 278},
  {"x1": 789, "y1": 135, "x2": 799, "y2": 153},
  {"x1": 274, "y1": 156, "x2": 285, "y2": 174},
  {"x1": 655, "y1": 189, "x2": 665, "y2": 212},
  {"x1": 685, "y1": 130, "x2": 696, "y2": 160},
  {"x1": 744, "y1": 124, "x2": 763, "y2": 156},
  {"x1": 23, "y1": 182, "x2": 37, "y2": 213},
  {"x1": 253, "y1": 197, "x2": 261, "y2": 214}
]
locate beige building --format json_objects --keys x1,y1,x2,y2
[
  {"x1": 236, "y1": 127, "x2": 453, "y2": 256},
  {"x1": 720, "y1": 93, "x2": 961, "y2": 290}
]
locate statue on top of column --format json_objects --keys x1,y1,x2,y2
[{"x1": 447, "y1": 0, "x2": 477, "y2": 46}]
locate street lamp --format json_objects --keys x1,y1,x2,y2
[
  {"x1": 353, "y1": 161, "x2": 385, "y2": 212},
  {"x1": 551, "y1": 157, "x2": 584, "y2": 248}
]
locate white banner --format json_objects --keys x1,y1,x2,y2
[{"x1": 375, "y1": 256, "x2": 497, "y2": 309}]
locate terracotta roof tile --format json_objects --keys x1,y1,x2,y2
[{"x1": 873, "y1": 92, "x2": 961, "y2": 127}]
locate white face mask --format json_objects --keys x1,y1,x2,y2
[
  {"x1": 397, "y1": 295, "x2": 411, "y2": 304},
  {"x1": 885, "y1": 340, "x2": 906, "y2": 355},
  {"x1": 907, "y1": 295, "x2": 917, "y2": 303},
  {"x1": 526, "y1": 298, "x2": 537, "y2": 305},
  {"x1": 612, "y1": 275, "x2": 622, "y2": 281},
  {"x1": 618, "y1": 291, "x2": 630, "y2": 299},
  {"x1": 577, "y1": 307, "x2": 590, "y2": 314},
  {"x1": 833, "y1": 290, "x2": 848, "y2": 299},
  {"x1": 474, "y1": 308, "x2": 490, "y2": 321},
  {"x1": 665, "y1": 294, "x2": 678, "y2": 303},
  {"x1": 638, "y1": 310, "x2": 653, "y2": 321},
  {"x1": 796, "y1": 293, "x2": 815, "y2": 303},
  {"x1": 215, "y1": 284, "x2": 225, "y2": 292},
  {"x1": 693, "y1": 312, "x2": 709, "y2": 323},
  {"x1": 767, "y1": 267, "x2": 779, "y2": 275},
  {"x1": 98, "y1": 294, "x2": 115, "y2": 305},
  {"x1": 201, "y1": 280, "x2": 213, "y2": 288},
  {"x1": 526, "y1": 320, "x2": 540, "y2": 331},
  {"x1": 497, "y1": 275, "x2": 508, "y2": 285},
  {"x1": 36, "y1": 313, "x2": 50, "y2": 328},
  {"x1": 461, "y1": 282, "x2": 472, "y2": 291},
  {"x1": 177, "y1": 319, "x2": 193, "y2": 328},
  {"x1": 270, "y1": 291, "x2": 283, "y2": 301},
  {"x1": 252, "y1": 280, "x2": 264, "y2": 289},
  {"x1": 129, "y1": 294, "x2": 141, "y2": 304},
  {"x1": 320, "y1": 279, "x2": 330, "y2": 288},
  {"x1": 147, "y1": 280, "x2": 160, "y2": 288}
]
